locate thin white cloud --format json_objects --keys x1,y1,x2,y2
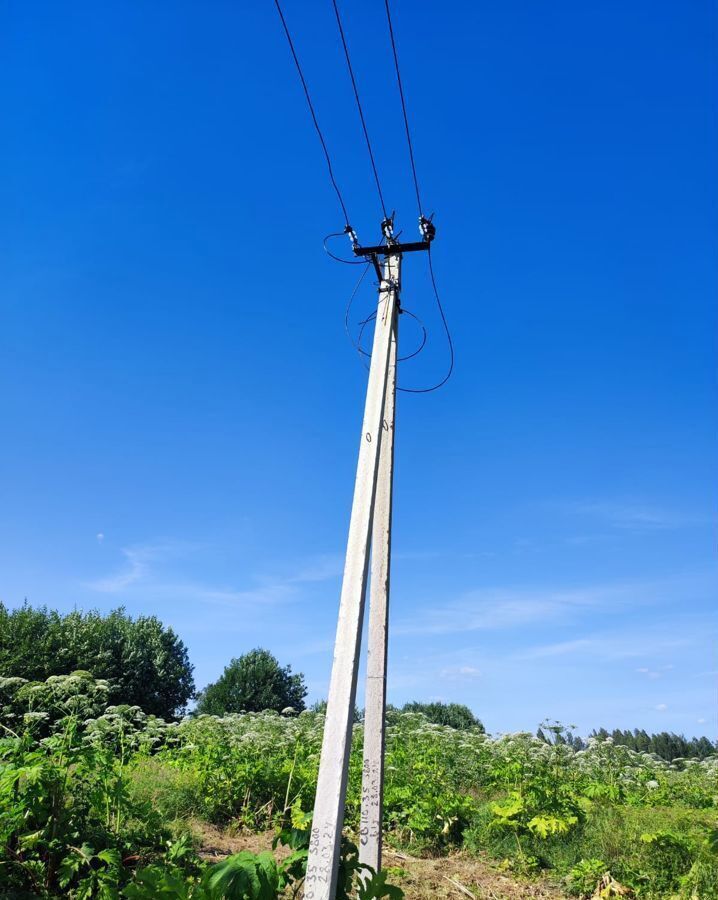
[
  {"x1": 85, "y1": 542, "x2": 340, "y2": 609},
  {"x1": 518, "y1": 639, "x2": 595, "y2": 659},
  {"x1": 440, "y1": 665, "x2": 481, "y2": 679},
  {"x1": 87, "y1": 538, "x2": 207, "y2": 593},
  {"x1": 395, "y1": 580, "x2": 642, "y2": 637},
  {"x1": 565, "y1": 501, "x2": 708, "y2": 532},
  {"x1": 187, "y1": 583, "x2": 296, "y2": 607},
  {"x1": 96, "y1": 532, "x2": 105, "y2": 544},
  {"x1": 87, "y1": 544, "x2": 158, "y2": 592},
  {"x1": 515, "y1": 627, "x2": 696, "y2": 665},
  {"x1": 564, "y1": 534, "x2": 613, "y2": 547},
  {"x1": 289, "y1": 555, "x2": 343, "y2": 584},
  {"x1": 386, "y1": 670, "x2": 434, "y2": 692},
  {"x1": 96, "y1": 538, "x2": 214, "y2": 590},
  {"x1": 296, "y1": 637, "x2": 335, "y2": 657},
  {"x1": 655, "y1": 703, "x2": 668, "y2": 711},
  {"x1": 395, "y1": 571, "x2": 715, "y2": 639},
  {"x1": 393, "y1": 549, "x2": 444, "y2": 562}
]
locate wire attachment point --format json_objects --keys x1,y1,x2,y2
[
  {"x1": 381, "y1": 214, "x2": 395, "y2": 243},
  {"x1": 344, "y1": 224, "x2": 360, "y2": 250},
  {"x1": 419, "y1": 214, "x2": 435, "y2": 243}
]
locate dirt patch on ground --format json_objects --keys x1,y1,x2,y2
[
  {"x1": 194, "y1": 823, "x2": 291, "y2": 861},
  {"x1": 383, "y1": 849, "x2": 565, "y2": 899},
  {"x1": 195, "y1": 826, "x2": 566, "y2": 899}
]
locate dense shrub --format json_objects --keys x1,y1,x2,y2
[
  {"x1": 0, "y1": 673, "x2": 171, "y2": 896},
  {"x1": 0, "y1": 673, "x2": 401, "y2": 899},
  {"x1": 0, "y1": 603, "x2": 194, "y2": 718},
  {"x1": 400, "y1": 701, "x2": 483, "y2": 731}
]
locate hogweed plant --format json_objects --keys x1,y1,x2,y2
[{"x1": 1, "y1": 672, "x2": 716, "y2": 897}]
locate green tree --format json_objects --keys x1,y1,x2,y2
[
  {"x1": 401, "y1": 701, "x2": 484, "y2": 731},
  {"x1": 311, "y1": 699, "x2": 362, "y2": 723},
  {"x1": 0, "y1": 602, "x2": 194, "y2": 719},
  {"x1": 196, "y1": 648, "x2": 307, "y2": 715}
]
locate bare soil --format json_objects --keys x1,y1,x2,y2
[
  {"x1": 382, "y1": 848, "x2": 566, "y2": 900},
  {"x1": 195, "y1": 826, "x2": 567, "y2": 899}
]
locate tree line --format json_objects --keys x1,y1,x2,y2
[
  {"x1": 1, "y1": 603, "x2": 713, "y2": 760},
  {"x1": 590, "y1": 727, "x2": 715, "y2": 761},
  {"x1": 0, "y1": 603, "x2": 484, "y2": 729},
  {"x1": 536, "y1": 724, "x2": 716, "y2": 761}
]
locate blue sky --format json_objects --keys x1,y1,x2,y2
[{"x1": 1, "y1": 0, "x2": 716, "y2": 736}]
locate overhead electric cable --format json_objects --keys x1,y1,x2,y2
[
  {"x1": 355, "y1": 308, "x2": 428, "y2": 363},
  {"x1": 274, "y1": 0, "x2": 352, "y2": 225},
  {"x1": 331, "y1": 0, "x2": 388, "y2": 220},
  {"x1": 344, "y1": 263, "x2": 373, "y2": 343},
  {"x1": 324, "y1": 231, "x2": 367, "y2": 265},
  {"x1": 345, "y1": 251, "x2": 452, "y2": 391},
  {"x1": 398, "y1": 249, "x2": 454, "y2": 393},
  {"x1": 384, "y1": 0, "x2": 424, "y2": 218},
  {"x1": 382, "y1": 4, "x2": 454, "y2": 392}
]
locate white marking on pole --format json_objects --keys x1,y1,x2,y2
[
  {"x1": 359, "y1": 255, "x2": 399, "y2": 875},
  {"x1": 304, "y1": 260, "x2": 399, "y2": 900}
]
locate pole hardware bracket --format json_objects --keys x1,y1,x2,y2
[
  {"x1": 419, "y1": 214, "x2": 435, "y2": 243},
  {"x1": 369, "y1": 253, "x2": 384, "y2": 283},
  {"x1": 354, "y1": 240, "x2": 431, "y2": 257}
]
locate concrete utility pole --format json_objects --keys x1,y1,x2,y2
[
  {"x1": 359, "y1": 259, "x2": 397, "y2": 875},
  {"x1": 304, "y1": 219, "x2": 434, "y2": 899},
  {"x1": 303, "y1": 253, "x2": 400, "y2": 900}
]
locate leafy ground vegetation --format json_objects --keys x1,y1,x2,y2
[{"x1": 1, "y1": 673, "x2": 716, "y2": 898}]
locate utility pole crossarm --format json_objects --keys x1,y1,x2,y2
[{"x1": 354, "y1": 240, "x2": 430, "y2": 257}]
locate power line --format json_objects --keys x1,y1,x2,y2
[
  {"x1": 344, "y1": 263, "x2": 373, "y2": 346},
  {"x1": 398, "y1": 248, "x2": 454, "y2": 393},
  {"x1": 384, "y1": 0, "x2": 424, "y2": 218},
  {"x1": 381, "y1": 1, "x2": 454, "y2": 394},
  {"x1": 344, "y1": 250, "x2": 452, "y2": 391},
  {"x1": 331, "y1": 0, "x2": 388, "y2": 220},
  {"x1": 275, "y1": 0, "x2": 453, "y2": 394},
  {"x1": 355, "y1": 308, "x2": 428, "y2": 364},
  {"x1": 324, "y1": 231, "x2": 367, "y2": 265},
  {"x1": 273, "y1": 0, "x2": 352, "y2": 226}
]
